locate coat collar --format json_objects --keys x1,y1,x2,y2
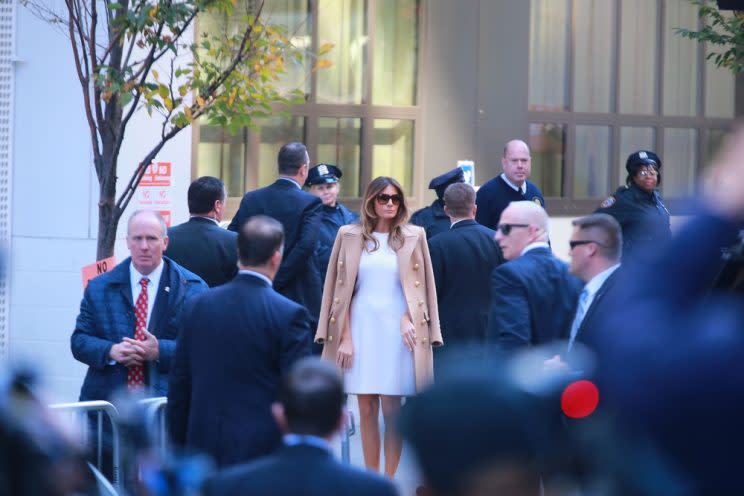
[
  {"x1": 340, "y1": 224, "x2": 419, "y2": 282},
  {"x1": 450, "y1": 218, "x2": 478, "y2": 230}
]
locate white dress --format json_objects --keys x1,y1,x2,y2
[{"x1": 344, "y1": 232, "x2": 416, "y2": 396}]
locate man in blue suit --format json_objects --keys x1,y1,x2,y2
[
  {"x1": 168, "y1": 215, "x2": 313, "y2": 469},
  {"x1": 203, "y1": 358, "x2": 398, "y2": 496},
  {"x1": 227, "y1": 142, "x2": 323, "y2": 328},
  {"x1": 429, "y1": 183, "x2": 504, "y2": 349},
  {"x1": 487, "y1": 201, "x2": 582, "y2": 350},
  {"x1": 71, "y1": 210, "x2": 208, "y2": 401}
]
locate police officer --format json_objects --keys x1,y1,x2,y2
[
  {"x1": 410, "y1": 167, "x2": 466, "y2": 240},
  {"x1": 595, "y1": 150, "x2": 671, "y2": 257},
  {"x1": 305, "y1": 163, "x2": 358, "y2": 285}
]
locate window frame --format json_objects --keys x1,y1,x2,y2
[
  {"x1": 192, "y1": 0, "x2": 427, "y2": 215},
  {"x1": 528, "y1": 0, "x2": 737, "y2": 215}
]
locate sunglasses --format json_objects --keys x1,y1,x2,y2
[
  {"x1": 638, "y1": 169, "x2": 658, "y2": 177},
  {"x1": 376, "y1": 193, "x2": 402, "y2": 206},
  {"x1": 569, "y1": 240, "x2": 605, "y2": 250},
  {"x1": 496, "y1": 223, "x2": 529, "y2": 236}
]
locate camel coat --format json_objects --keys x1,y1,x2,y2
[{"x1": 315, "y1": 224, "x2": 443, "y2": 392}]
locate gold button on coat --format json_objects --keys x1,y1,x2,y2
[
  {"x1": 414, "y1": 263, "x2": 420, "y2": 270},
  {"x1": 328, "y1": 335, "x2": 333, "y2": 342},
  {"x1": 418, "y1": 299, "x2": 424, "y2": 306},
  {"x1": 339, "y1": 261, "x2": 344, "y2": 266},
  {"x1": 337, "y1": 279, "x2": 343, "y2": 285},
  {"x1": 420, "y1": 319, "x2": 427, "y2": 325},
  {"x1": 414, "y1": 281, "x2": 420, "y2": 287},
  {"x1": 334, "y1": 298, "x2": 339, "y2": 303},
  {"x1": 330, "y1": 317, "x2": 336, "y2": 323}
]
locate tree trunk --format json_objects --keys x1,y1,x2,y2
[
  {"x1": 95, "y1": 148, "x2": 121, "y2": 260},
  {"x1": 96, "y1": 199, "x2": 119, "y2": 260}
]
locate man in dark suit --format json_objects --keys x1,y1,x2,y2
[
  {"x1": 168, "y1": 216, "x2": 313, "y2": 469},
  {"x1": 165, "y1": 176, "x2": 237, "y2": 287},
  {"x1": 429, "y1": 183, "x2": 504, "y2": 349},
  {"x1": 487, "y1": 201, "x2": 582, "y2": 350},
  {"x1": 564, "y1": 213, "x2": 622, "y2": 353},
  {"x1": 475, "y1": 140, "x2": 545, "y2": 230},
  {"x1": 227, "y1": 142, "x2": 323, "y2": 328},
  {"x1": 71, "y1": 210, "x2": 208, "y2": 401},
  {"x1": 203, "y1": 358, "x2": 398, "y2": 496}
]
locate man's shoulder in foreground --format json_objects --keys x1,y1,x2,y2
[{"x1": 203, "y1": 445, "x2": 397, "y2": 496}]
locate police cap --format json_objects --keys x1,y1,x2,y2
[
  {"x1": 305, "y1": 163, "x2": 343, "y2": 187},
  {"x1": 429, "y1": 167, "x2": 465, "y2": 198},
  {"x1": 626, "y1": 150, "x2": 662, "y2": 175}
]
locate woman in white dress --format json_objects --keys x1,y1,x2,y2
[{"x1": 315, "y1": 176, "x2": 442, "y2": 477}]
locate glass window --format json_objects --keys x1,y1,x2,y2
[
  {"x1": 574, "y1": 126, "x2": 611, "y2": 198},
  {"x1": 619, "y1": 0, "x2": 657, "y2": 114},
  {"x1": 261, "y1": 0, "x2": 311, "y2": 96},
  {"x1": 619, "y1": 127, "x2": 656, "y2": 185},
  {"x1": 372, "y1": 0, "x2": 419, "y2": 105},
  {"x1": 373, "y1": 120, "x2": 414, "y2": 195},
  {"x1": 704, "y1": 128, "x2": 729, "y2": 168},
  {"x1": 372, "y1": 0, "x2": 419, "y2": 106},
  {"x1": 255, "y1": 116, "x2": 306, "y2": 186},
  {"x1": 317, "y1": 0, "x2": 366, "y2": 104},
  {"x1": 705, "y1": 44, "x2": 735, "y2": 118},
  {"x1": 528, "y1": 0, "x2": 570, "y2": 111},
  {"x1": 529, "y1": 123, "x2": 565, "y2": 197},
  {"x1": 317, "y1": 117, "x2": 362, "y2": 197},
  {"x1": 573, "y1": 0, "x2": 614, "y2": 113},
  {"x1": 197, "y1": 124, "x2": 246, "y2": 198},
  {"x1": 663, "y1": 0, "x2": 699, "y2": 116},
  {"x1": 663, "y1": 128, "x2": 697, "y2": 197}
]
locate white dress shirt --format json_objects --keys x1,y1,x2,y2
[
  {"x1": 238, "y1": 269, "x2": 273, "y2": 286},
  {"x1": 500, "y1": 173, "x2": 527, "y2": 195},
  {"x1": 277, "y1": 176, "x2": 302, "y2": 189},
  {"x1": 129, "y1": 260, "x2": 165, "y2": 329},
  {"x1": 521, "y1": 241, "x2": 551, "y2": 256}
]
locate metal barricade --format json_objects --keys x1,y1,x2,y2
[
  {"x1": 49, "y1": 400, "x2": 121, "y2": 491},
  {"x1": 340, "y1": 409, "x2": 356, "y2": 464},
  {"x1": 140, "y1": 396, "x2": 168, "y2": 457}
]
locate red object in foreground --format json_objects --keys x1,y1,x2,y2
[{"x1": 561, "y1": 380, "x2": 600, "y2": 419}]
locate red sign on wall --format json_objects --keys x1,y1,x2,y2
[
  {"x1": 141, "y1": 162, "x2": 171, "y2": 187},
  {"x1": 82, "y1": 257, "x2": 117, "y2": 288}
]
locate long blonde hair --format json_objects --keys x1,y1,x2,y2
[{"x1": 360, "y1": 176, "x2": 409, "y2": 252}]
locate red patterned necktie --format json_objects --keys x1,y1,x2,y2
[{"x1": 127, "y1": 277, "x2": 149, "y2": 389}]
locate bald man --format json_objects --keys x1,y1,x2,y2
[
  {"x1": 486, "y1": 201, "x2": 581, "y2": 350},
  {"x1": 475, "y1": 140, "x2": 545, "y2": 230}
]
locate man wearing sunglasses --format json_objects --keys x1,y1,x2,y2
[
  {"x1": 564, "y1": 213, "x2": 622, "y2": 354},
  {"x1": 487, "y1": 201, "x2": 582, "y2": 350}
]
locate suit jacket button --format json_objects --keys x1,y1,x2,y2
[
  {"x1": 418, "y1": 299, "x2": 424, "y2": 306},
  {"x1": 337, "y1": 279, "x2": 343, "y2": 285},
  {"x1": 414, "y1": 281, "x2": 420, "y2": 287},
  {"x1": 422, "y1": 338, "x2": 428, "y2": 343},
  {"x1": 330, "y1": 317, "x2": 336, "y2": 323},
  {"x1": 420, "y1": 319, "x2": 427, "y2": 325},
  {"x1": 328, "y1": 335, "x2": 333, "y2": 342},
  {"x1": 414, "y1": 263, "x2": 419, "y2": 270},
  {"x1": 334, "y1": 298, "x2": 339, "y2": 304},
  {"x1": 339, "y1": 261, "x2": 344, "y2": 266}
]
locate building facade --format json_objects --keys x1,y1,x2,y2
[{"x1": 6, "y1": 0, "x2": 740, "y2": 402}]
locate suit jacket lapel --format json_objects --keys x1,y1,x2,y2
[
  {"x1": 577, "y1": 270, "x2": 618, "y2": 339},
  {"x1": 149, "y1": 261, "x2": 173, "y2": 335}
]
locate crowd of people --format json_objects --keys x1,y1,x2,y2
[{"x1": 58, "y1": 125, "x2": 744, "y2": 495}]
